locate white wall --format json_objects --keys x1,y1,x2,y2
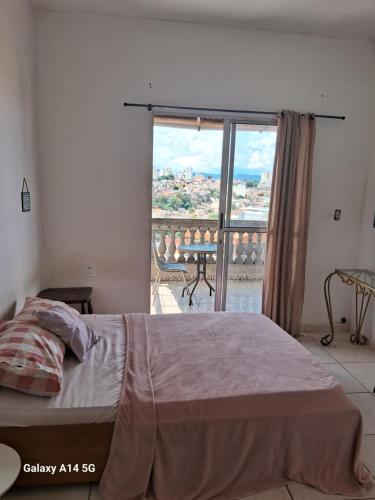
[
  {"x1": 357, "y1": 131, "x2": 375, "y2": 340},
  {"x1": 35, "y1": 10, "x2": 375, "y2": 320},
  {"x1": 0, "y1": 0, "x2": 41, "y2": 319}
]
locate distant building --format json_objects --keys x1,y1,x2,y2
[
  {"x1": 233, "y1": 184, "x2": 246, "y2": 197},
  {"x1": 258, "y1": 171, "x2": 272, "y2": 188},
  {"x1": 162, "y1": 166, "x2": 173, "y2": 177},
  {"x1": 237, "y1": 207, "x2": 269, "y2": 221},
  {"x1": 194, "y1": 174, "x2": 205, "y2": 182},
  {"x1": 184, "y1": 167, "x2": 193, "y2": 181}
]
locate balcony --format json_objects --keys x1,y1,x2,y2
[{"x1": 151, "y1": 218, "x2": 267, "y2": 314}]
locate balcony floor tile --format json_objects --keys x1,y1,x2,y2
[{"x1": 150, "y1": 280, "x2": 262, "y2": 314}]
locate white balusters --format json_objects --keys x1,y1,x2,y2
[
  {"x1": 228, "y1": 233, "x2": 235, "y2": 264},
  {"x1": 242, "y1": 233, "x2": 249, "y2": 264},
  {"x1": 209, "y1": 228, "x2": 216, "y2": 244},
  {"x1": 151, "y1": 218, "x2": 267, "y2": 283},
  {"x1": 207, "y1": 227, "x2": 216, "y2": 263},
  {"x1": 199, "y1": 227, "x2": 205, "y2": 245},
  {"x1": 245, "y1": 232, "x2": 254, "y2": 264},
  {"x1": 158, "y1": 229, "x2": 167, "y2": 262},
  {"x1": 187, "y1": 228, "x2": 197, "y2": 263},
  {"x1": 236, "y1": 232, "x2": 245, "y2": 264},
  {"x1": 255, "y1": 233, "x2": 264, "y2": 265},
  {"x1": 167, "y1": 229, "x2": 177, "y2": 263},
  {"x1": 177, "y1": 228, "x2": 187, "y2": 263}
]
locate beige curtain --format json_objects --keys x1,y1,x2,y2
[{"x1": 262, "y1": 111, "x2": 316, "y2": 336}]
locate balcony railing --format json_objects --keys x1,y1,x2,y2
[{"x1": 152, "y1": 218, "x2": 267, "y2": 280}]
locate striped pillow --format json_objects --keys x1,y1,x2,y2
[{"x1": 0, "y1": 297, "x2": 69, "y2": 396}]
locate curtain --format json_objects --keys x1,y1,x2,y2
[{"x1": 262, "y1": 111, "x2": 316, "y2": 336}]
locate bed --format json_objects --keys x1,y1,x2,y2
[
  {"x1": 0, "y1": 314, "x2": 124, "y2": 485},
  {"x1": 0, "y1": 312, "x2": 371, "y2": 498}
]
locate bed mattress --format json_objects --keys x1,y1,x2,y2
[
  {"x1": 0, "y1": 314, "x2": 126, "y2": 427},
  {"x1": 101, "y1": 312, "x2": 371, "y2": 499}
]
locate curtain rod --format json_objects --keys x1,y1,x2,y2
[{"x1": 123, "y1": 102, "x2": 345, "y2": 120}]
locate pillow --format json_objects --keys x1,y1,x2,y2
[
  {"x1": 15, "y1": 296, "x2": 79, "y2": 321},
  {"x1": 0, "y1": 296, "x2": 80, "y2": 396},
  {"x1": 0, "y1": 301, "x2": 66, "y2": 396},
  {"x1": 36, "y1": 305, "x2": 101, "y2": 362}
]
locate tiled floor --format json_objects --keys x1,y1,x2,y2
[
  {"x1": 4, "y1": 330, "x2": 375, "y2": 500},
  {"x1": 151, "y1": 279, "x2": 263, "y2": 314}
]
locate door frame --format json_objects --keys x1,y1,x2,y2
[{"x1": 151, "y1": 110, "x2": 277, "y2": 312}]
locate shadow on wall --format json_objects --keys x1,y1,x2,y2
[{"x1": 1, "y1": 301, "x2": 16, "y2": 321}]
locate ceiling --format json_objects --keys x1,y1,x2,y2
[{"x1": 31, "y1": 0, "x2": 375, "y2": 40}]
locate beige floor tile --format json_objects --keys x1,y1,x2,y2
[
  {"x1": 297, "y1": 336, "x2": 319, "y2": 346},
  {"x1": 342, "y1": 363, "x2": 375, "y2": 392},
  {"x1": 159, "y1": 295, "x2": 184, "y2": 307},
  {"x1": 305, "y1": 331, "x2": 323, "y2": 341},
  {"x1": 158, "y1": 306, "x2": 184, "y2": 314},
  {"x1": 324, "y1": 363, "x2": 369, "y2": 393},
  {"x1": 362, "y1": 435, "x2": 375, "y2": 476},
  {"x1": 348, "y1": 393, "x2": 375, "y2": 434},
  {"x1": 150, "y1": 280, "x2": 262, "y2": 314},
  {"x1": 321, "y1": 338, "x2": 354, "y2": 348},
  {"x1": 3, "y1": 484, "x2": 90, "y2": 499},
  {"x1": 288, "y1": 481, "x2": 375, "y2": 499},
  {"x1": 150, "y1": 305, "x2": 164, "y2": 314},
  {"x1": 239, "y1": 486, "x2": 291, "y2": 499},
  {"x1": 306, "y1": 330, "x2": 348, "y2": 343},
  {"x1": 193, "y1": 296, "x2": 215, "y2": 306},
  {"x1": 301, "y1": 344, "x2": 337, "y2": 363},
  {"x1": 323, "y1": 344, "x2": 375, "y2": 364}
]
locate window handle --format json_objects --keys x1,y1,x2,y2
[{"x1": 219, "y1": 212, "x2": 224, "y2": 230}]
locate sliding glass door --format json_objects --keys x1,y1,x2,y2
[
  {"x1": 150, "y1": 113, "x2": 276, "y2": 314},
  {"x1": 215, "y1": 121, "x2": 277, "y2": 312}
]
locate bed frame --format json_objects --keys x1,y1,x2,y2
[{"x1": 0, "y1": 423, "x2": 114, "y2": 486}]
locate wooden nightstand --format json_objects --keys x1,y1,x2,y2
[{"x1": 37, "y1": 287, "x2": 94, "y2": 314}]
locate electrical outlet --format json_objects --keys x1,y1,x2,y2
[{"x1": 85, "y1": 265, "x2": 95, "y2": 278}]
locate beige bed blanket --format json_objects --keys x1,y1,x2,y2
[{"x1": 100, "y1": 312, "x2": 371, "y2": 500}]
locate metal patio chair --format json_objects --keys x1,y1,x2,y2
[{"x1": 152, "y1": 239, "x2": 190, "y2": 304}]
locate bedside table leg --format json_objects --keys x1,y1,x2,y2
[
  {"x1": 81, "y1": 303, "x2": 86, "y2": 314},
  {"x1": 88, "y1": 300, "x2": 94, "y2": 314}
]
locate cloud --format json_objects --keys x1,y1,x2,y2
[
  {"x1": 173, "y1": 156, "x2": 201, "y2": 169},
  {"x1": 153, "y1": 125, "x2": 276, "y2": 175}
]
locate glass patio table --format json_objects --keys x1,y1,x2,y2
[
  {"x1": 178, "y1": 243, "x2": 217, "y2": 307},
  {"x1": 321, "y1": 269, "x2": 375, "y2": 347}
]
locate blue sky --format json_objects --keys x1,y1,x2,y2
[{"x1": 153, "y1": 125, "x2": 277, "y2": 176}]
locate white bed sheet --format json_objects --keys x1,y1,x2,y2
[{"x1": 0, "y1": 314, "x2": 126, "y2": 427}]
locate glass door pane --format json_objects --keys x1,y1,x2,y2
[
  {"x1": 151, "y1": 115, "x2": 224, "y2": 314},
  {"x1": 215, "y1": 121, "x2": 277, "y2": 312},
  {"x1": 224, "y1": 229, "x2": 267, "y2": 313},
  {"x1": 228, "y1": 123, "x2": 277, "y2": 226}
]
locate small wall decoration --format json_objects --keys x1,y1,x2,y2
[{"x1": 21, "y1": 178, "x2": 31, "y2": 212}]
